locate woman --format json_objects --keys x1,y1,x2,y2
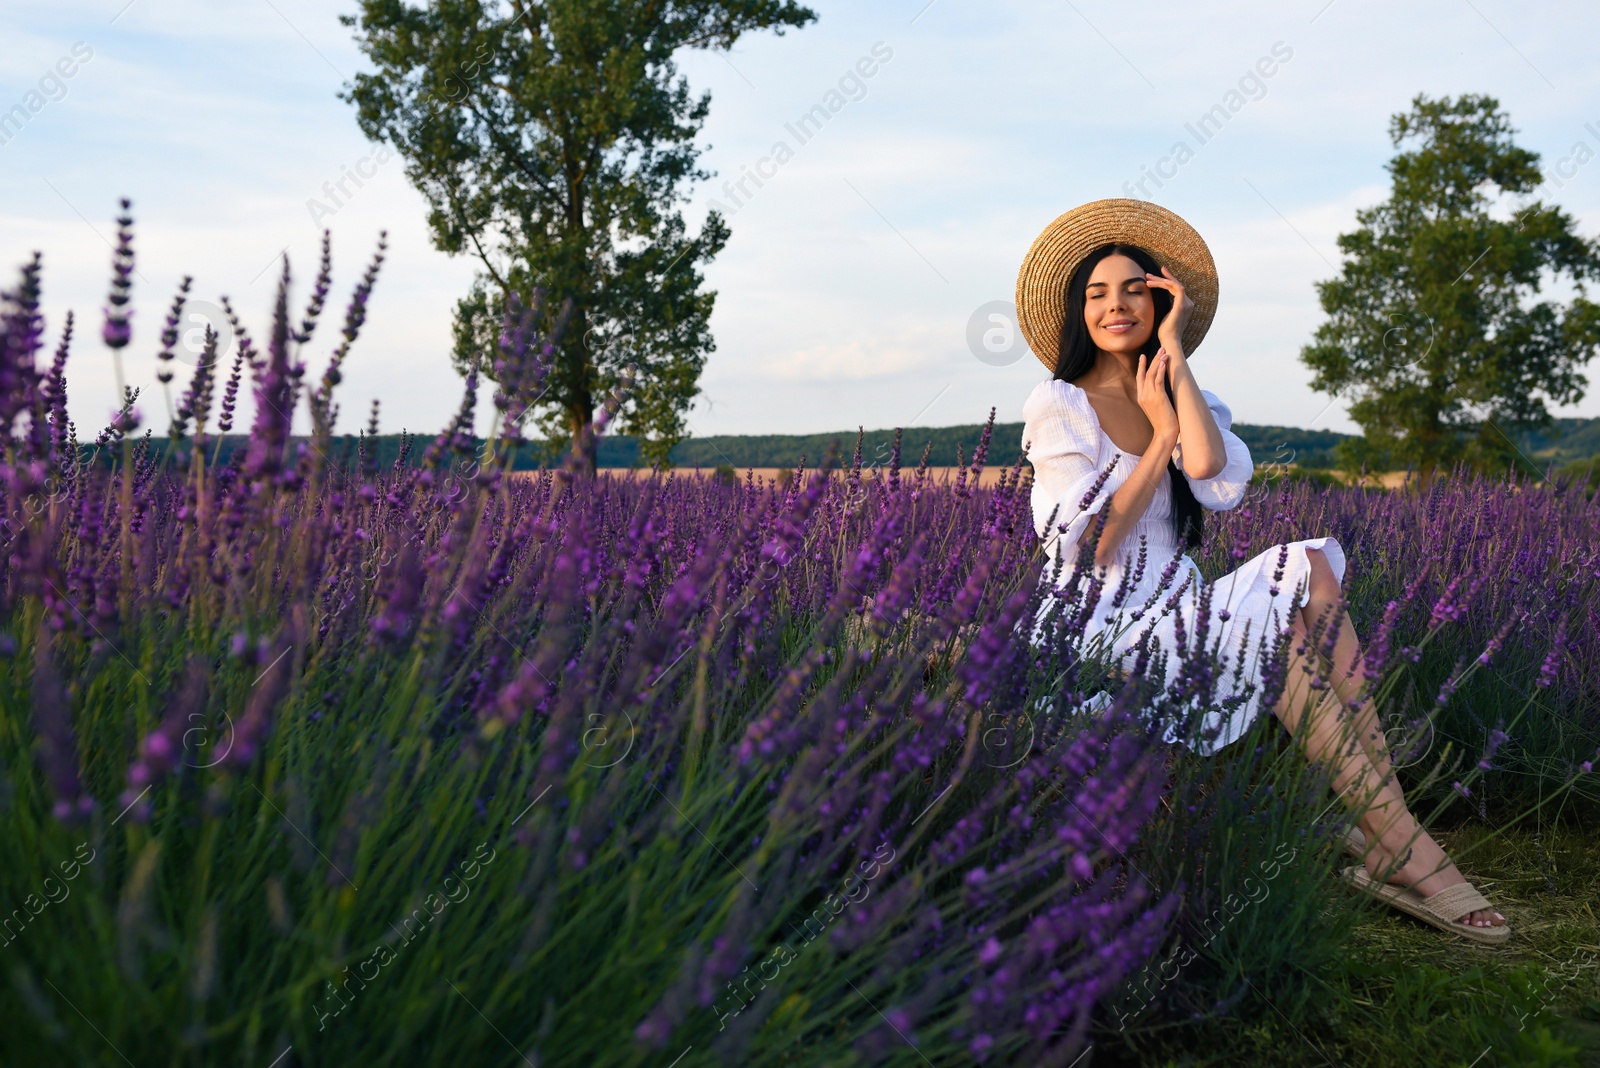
[{"x1": 1015, "y1": 200, "x2": 1508, "y2": 942}]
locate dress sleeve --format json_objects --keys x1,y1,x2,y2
[
  {"x1": 1174, "y1": 389, "x2": 1253, "y2": 511},
  {"x1": 1021, "y1": 381, "x2": 1121, "y2": 561}
]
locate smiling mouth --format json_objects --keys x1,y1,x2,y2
[{"x1": 1101, "y1": 320, "x2": 1137, "y2": 333}]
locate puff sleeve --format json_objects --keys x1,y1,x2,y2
[
  {"x1": 1021, "y1": 380, "x2": 1122, "y2": 562},
  {"x1": 1175, "y1": 389, "x2": 1253, "y2": 511}
]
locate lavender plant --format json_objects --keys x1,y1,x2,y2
[
  {"x1": 1098, "y1": 460, "x2": 1599, "y2": 1055},
  {"x1": 2, "y1": 209, "x2": 1592, "y2": 1067},
  {"x1": 0, "y1": 215, "x2": 1182, "y2": 1067},
  {"x1": 1200, "y1": 470, "x2": 1600, "y2": 808}
]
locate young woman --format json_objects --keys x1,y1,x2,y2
[{"x1": 1014, "y1": 200, "x2": 1508, "y2": 942}]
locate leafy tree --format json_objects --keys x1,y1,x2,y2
[
  {"x1": 1301, "y1": 93, "x2": 1600, "y2": 486},
  {"x1": 341, "y1": 0, "x2": 816, "y2": 469}
]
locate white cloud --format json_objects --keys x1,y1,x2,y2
[{"x1": 5, "y1": 0, "x2": 1600, "y2": 443}]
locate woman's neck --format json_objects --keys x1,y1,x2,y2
[{"x1": 1077, "y1": 348, "x2": 1143, "y2": 396}]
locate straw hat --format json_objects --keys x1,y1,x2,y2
[{"x1": 1015, "y1": 199, "x2": 1219, "y2": 372}]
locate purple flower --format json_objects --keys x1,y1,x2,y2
[
  {"x1": 1536, "y1": 621, "x2": 1566, "y2": 688},
  {"x1": 154, "y1": 277, "x2": 192, "y2": 383},
  {"x1": 1428, "y1": 576, "x2": 1468, "y2": 629},
  {"x1": 215, "y1": 351, "x2": 244, "y2": 431},
  {"x1": 1478, "y1": 726, "x2": 1509, "y2": 771},
  {"x1": 125, "y1": 657, "x2": 210, "y2": 801},
  {"x1": 1478, "y1": 610, "x2": 1522, "y2": 666},
  {"x1": 1230, "y1": 510, "x2": 1254, "y2": 562},
  {"x1": 1079, "y1": 454, "x2": 1119, "y2": 513},
  {"x1": 31, "y1": 629, "x2": 89, "y2": 823},
  {"x1": 101, "y1": 200, "x2": 135, "y2": 351}
]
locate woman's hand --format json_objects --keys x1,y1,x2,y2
[
  {"x1": 1137, "y1": 350, "x2": 1179, "y2": 448},
  {"x1": 1094, "y1": 350, "x2": 1182, "y2": 568},
  {"x1": 1144, "y1": 266, "x2": 1193, "y2": 359}
]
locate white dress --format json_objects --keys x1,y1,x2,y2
[{"x1": 1022, "y1": 378, "x2": 1346, "y2": 755}]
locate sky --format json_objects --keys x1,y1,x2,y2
[{"x1": 4, "y1": 0, "x2": 1600, "y2": 446}]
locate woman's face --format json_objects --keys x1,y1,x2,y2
[{"x1": 1082, "y1": 253, "x2": 1156, "y2": 355}]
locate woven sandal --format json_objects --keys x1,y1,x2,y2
[{"x1": 1340, "y1": 865, "x2": 1510, "y2": 945}]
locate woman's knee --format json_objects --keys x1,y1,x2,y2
[{"x1": 1304, "y1": 548, "x2": 1341, "y2": 601}]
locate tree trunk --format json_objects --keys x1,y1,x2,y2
[
  {"x1": 569, "y1": 403, "x2": 596, "y2": 475},
  {"x1": 561, "y1": 159, "x2": 595, "y2": 476},
  {"x1": 1413, "y1": 402, "x2": 1444, "y2": 492},
  {"x1": 563, "y1": 301, "x2": 595, "y2": 476}
]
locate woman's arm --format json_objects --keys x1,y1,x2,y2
[
  {"x1": 1176, "y1": 391, "x2": 1254, "y2": 511},
  {"x1": 1093, "y1": 351, "x2": 1179, "y2": 569},
  {"x1": 1144, "y1": 267, "x2": 1226, "y2": 479},
  {"x1": 1167, "y1": 352, "x2": 1226, "y2": 479}
]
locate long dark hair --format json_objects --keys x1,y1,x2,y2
[{"x1": 1052, "y1": 243, "x2": 1203, "y2": 550}]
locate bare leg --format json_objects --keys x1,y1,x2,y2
[
  {"x1": 1273, "y1": 549, "x2": 1503, "y2": 929},
  {"x1": 1294, "y1": 552, "x2": 1390, "y2": 776}
]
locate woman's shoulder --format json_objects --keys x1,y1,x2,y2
[
  {"x1": 1022, "y1": 378, "x2": 1092, "y2": 421},
  {"x1": 1021, "y1": 378, "x2": 1101, "y2": 452}
]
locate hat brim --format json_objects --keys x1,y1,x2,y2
[{"x1": 1015, "y1": 199, "x2": 1219, "y2": 373}]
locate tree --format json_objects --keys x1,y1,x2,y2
[
  {"x1": 341, "y1": 0, "x2": 816, "y2": 469},
  {"x1": 1301, "y1": 93, "x2": 1600, "y2": 486}
]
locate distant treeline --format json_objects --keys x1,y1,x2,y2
[
  {"x1": 633, "y1": 415, "x2": 1600, "y2": 471},
  {"x1": 130, "y1": 413, "x2": 1600, "y2": 473},
  {"x1": 326, "y1": 423, "x2": 1352, "y2": 470},
  {"x1": 1517, "y1": 416, "x2": 1600, "y2": 463},
  {"x1": 621, "y1": 422, "x2": 1356, "y2": 470}
]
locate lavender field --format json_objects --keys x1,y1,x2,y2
[{"x1": 2, "y1": 225, "x2": 1598, "y2": 1066}]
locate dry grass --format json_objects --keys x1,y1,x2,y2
[{"x1": 510, "y1": 465, "x2": 1030, "y2": 487}]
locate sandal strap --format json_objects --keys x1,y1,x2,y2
[{"x1": 1420, "y1": 881, "x2": 1492, "y2": 921}]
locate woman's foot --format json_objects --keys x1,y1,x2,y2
[{"x1": 1362, "y1": 820, "x2": 1505, "y2": 929}]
